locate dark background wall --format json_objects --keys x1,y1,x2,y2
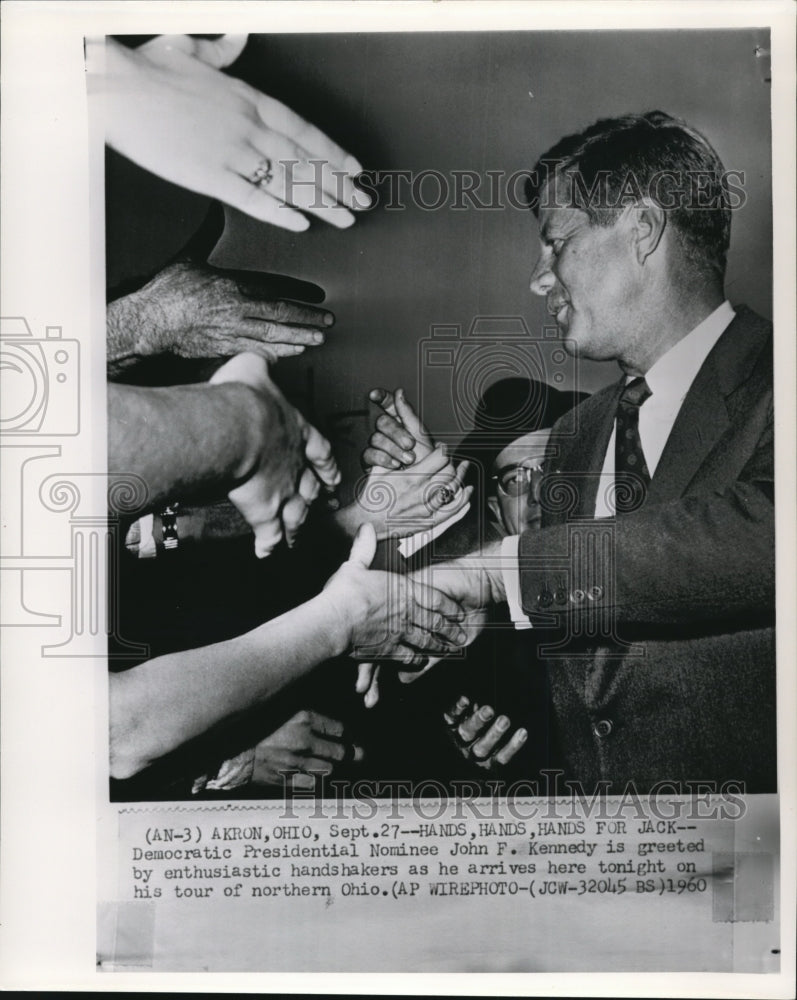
[{"x1": 107, "y1": 29, "x2": 772, "y2": 493}]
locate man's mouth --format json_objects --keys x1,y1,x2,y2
[{"x1": 549, "y1": 300, "x2": 570, "y2": 325}]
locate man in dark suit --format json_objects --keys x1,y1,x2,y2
[{"x1": 413, "y1": 110, "x2": 775, "y2": 793}]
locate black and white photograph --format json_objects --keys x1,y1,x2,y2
[{"x1": 1, "y1": 0, "x2": 795, "y2": 991}]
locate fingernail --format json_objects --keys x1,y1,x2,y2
[
  {"x1": 313, "y1": 332, "x2": 325, "y2": 344},
  {"x1": 456, "y1": 630, "x2": 467, "y2": 645},
  {"x1": 516, "y1": 728, "x2": 528, "y2": 743},
  {"x1": 479, "y1": 706, "x2": 494, "y2": 721},
  {"x1": 323, "y1": 313, "x2": 335, "y2": 326},
  {"x1": 496, "y1": 716, "x2": 510, "y2": 732},
  {"x1": 402, "y1": 451, "x2": 415, "y2": 464},
  {"x1": 391, "y1": 459, "x2": 400, "y2": 469}
]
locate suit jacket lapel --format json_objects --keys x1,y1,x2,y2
[{"x1": 647, "y1": 307, "x2": 769, "y2": 504}]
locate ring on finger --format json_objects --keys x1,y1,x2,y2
[
  {"x1": 248, "y1": 157, "x2": 274, "y2": 187},
  {"x1": 433, "y1": 484, "x2": 456, "y2": 507}
]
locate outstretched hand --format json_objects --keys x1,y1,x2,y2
[{"x1": 96, "y1": 35, "x2": 368, "y2": 231}]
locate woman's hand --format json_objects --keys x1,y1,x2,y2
[{"x1": 95, "y1": 35, "x2": 368, "y2": 231}]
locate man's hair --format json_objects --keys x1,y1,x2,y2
[{"x1": 529, "y1": 111, "x2": 732, "y2": 281}]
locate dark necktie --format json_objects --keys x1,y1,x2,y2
[{"x1": 615, "y1": 376, "x2": 652, "y2": 512}]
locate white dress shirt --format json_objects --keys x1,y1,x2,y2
[{"x1": 504, "y1": 300, "x2": 736, "y2": 626}]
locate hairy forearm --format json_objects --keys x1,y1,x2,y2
[
  {"x1": 106, "y1": 289, "x2": 167, "y2": 377},
  {"x1": 108, "y1": 381, "x2": 264, "y2": 514},
  {"x1": 110, "y1": 593, "x2": 348, "y2": 779}
]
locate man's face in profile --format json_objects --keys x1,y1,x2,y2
[
  {"x1": 529, "y1": 176, "x2": 636, "y2": 363},
  {"x1": 490, "y1": 428, "x2": 552, "y2": 534}
]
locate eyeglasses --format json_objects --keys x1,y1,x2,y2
[{"x1": 493, "y1": 459, "x2": 546, "y2": 498}]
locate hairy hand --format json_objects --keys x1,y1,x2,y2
[{"x1": 114, "y1": 261, "x2": 335, "y2": 363}]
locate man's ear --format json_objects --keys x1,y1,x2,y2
[{"x1": 631, "y1": 199, "x2": 666, "y2": 265}]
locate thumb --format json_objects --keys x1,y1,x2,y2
[
  {"x1": 348, "y1": 522, "x2": 377, "y2": 568},
  {"x1": 190, "y1": 34, "x2": 248, "y2": 68},
  {"x1": 142, "y1": 34, "x2": 248, "y2": 70}
]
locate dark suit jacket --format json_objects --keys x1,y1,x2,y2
[{"x1": 518, "y1": 306, "x2": 775, "y2": 793}]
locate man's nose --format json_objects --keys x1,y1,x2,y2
[{"x1": 529, "y1": 250, "x2": 555, "y2": 296}]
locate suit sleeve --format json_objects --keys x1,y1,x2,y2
[{"x1": 518, "y1": 396, "x2": 774, "y2": 629}]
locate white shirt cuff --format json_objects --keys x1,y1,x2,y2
[{"x1": 501, "y1": 534, "x2": 532, "y2": 630}]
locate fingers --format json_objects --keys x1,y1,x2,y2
[
  {"x1": 368, "y1": 387, "x2": 396, "y2": 412},
  {"x1": 407, "y1": 602, "x2": 467, "y2": 647},
  {"x1": 356, "y1": 664, "x2": 382, "y2": 708},
  {"x1": 400, "y1": 624, "x2": 466, "y2": 654},
  {"x1": 241, "y1": 320, "x2": 326, "y2": 348},
  {"x1": 255, "y1": 92, "x2": 362, "y2": 181},
  {"x1": 214, "y1": 172, "x2": 311, "y2": 232},
  {"x1": 243, "y1": 139, "x2": 357, "y2": 228},
  {"x1": 364, "y1": 665, "x2": 381, "y2": 708},
  {"x1": 365, "y1": 431, "x2": 415, "y2": 469},
  {"x1": 458, "y1": 704, "x2": 494, "y2": 744},
  {"x1": 298, "y1": 710, "x2": 345, "y2": 740},
  {"x1": 394, "y1": 388, "x2": 434, "y2": 452},
  {"x1": 471, "y1": 714, "x2": 512, "y2": 761},
  {"x1": 355, "y1": 662, "x2": 376, "y2": 695},
  {"x1": 443, "y1": 694, "x2": 471, "y2": 727},
  {"x1": 445, "y1": 698, "x2": 528, "y2": 769},
  {"x1": 189, "y1": 34, "x2": 249, "y2": 68},
  {"x1": 297, "y1": 465, "x2": 322, "y2": 505},
  {"x1": 493, "y1": 727, "x2": 528, "y2": 767},
  {"x1": 303, "y1": 424, "x2": 341, "y2": 488},
  {"x1": 347, "y1": 522, "x2": 377, "y2": 569},
  {"x1": 142, "y1": 34, "x2": 248, "y2": 70},
  {"x1": 362, "y1": 446, "x2": 401, "y2": 471},
  {"x1": 240, "y1": 299, "x2": 335, "y2": 329},
  {"x1": 375, "y1": 412, "x2": 417, "y2": 456},
  {"x1": 411, "y1": 579, "x2": 465, "y2": 627},
  {"x1": 280, "y1": 493, "x2": 309, "y2": 547}
]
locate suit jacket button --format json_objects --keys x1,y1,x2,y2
[
  {"x1": 553, "y1": 588, "x2": 569, "y2": 605},
  {"x1": 592, "y1": 719, "x2": 613, "y2": 738},
  {"x1": 587, "y1": 585, "x2": 604, "y2": 601},
  {"x1": 538, "y1": 590, "x2": 553, "y2": 609},
  {"x1": 571, "y1": 589, "x2": 586, "y2": 603}
]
